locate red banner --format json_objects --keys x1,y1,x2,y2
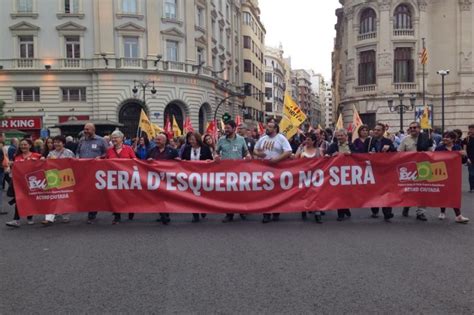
[
  {"x1": 12, "y1": 152, "x2": 462, "y2": 216},
  {"x1": 0, "y1": 117, "x2": 42, "y2": 130}
]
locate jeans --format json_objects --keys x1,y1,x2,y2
[
  {"x1": 371, "y1": 207, "x2": 393, "y2": 219},
  {"x1": 468, "y1": 164, "x2": 474, "y2": 191}
]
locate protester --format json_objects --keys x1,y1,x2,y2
[
  {"x1": 76, "y1": 123, "x2": 109, "y2": 224},
  {"x1": 238, "y1": 124, "x2": 256, "y2": 156},
  {"x1": 41, "y1": 137, "x2": 54, "y2": 158},
  {"x1": 254, "y1": 121, "x2": 292, "y2": 223},
  {"x1": 147, "y1": 133, "x2": 179, "y2": 225},
  {"x1": 179, "y1": 132, "x2": 192, "y2": 158},
  {"x1": 295, "y1": 133, "x2": 323, "y2": 223},
  {"x1": 133, "y1": 136, "x2": 151, "y2": 160},
  {"x1": 216, "y1": 120, "x2": 251, "y2": 223},
  {"x1": 33, "y1": 138, "x2": 44, "y2": 154},
  {"x1": 181, "y1": 132, "x2": 214, "y2": 222},
  {"x1": 5, "y1": 139, "x2": 41, "y2": 228},
  {"x1": 435, "y1": 131, "x2": 469, "y2": 223},
  {"x1": 65, "y1": 136, "x2": 78, "y2": 154},
  {"x1": 105, "y1": 130, "x2": 137, "y2": 224},
  {"x1": 316, "y1": 129, "x2": 330, "y2": 156},
  {"x1": 0, "y1": 140, "x2": 9, "y2": 215},
  {"x1": 365, "y1": 123, "x2": 396, "y2": 222},
  {"x1": 398, "y1": 121, "x2": 433, "y2": 221},
  {"x1": 326, "y1": 129, "x2": 355, "y2": 221},
  {"x1": 352, "y1": 124, "x2": 370, "y2": 153},
  {"x1": 41, "y1": 136, "x2": 76, "y2": 226},
  {"x1": 463, "y1": 124, "x2": 474, "y2": 193},
  {"x1": 203, "y1": 134, "x2": 216, "y2": 157}
]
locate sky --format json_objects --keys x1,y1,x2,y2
[{"x1": 259, "y1": 0, "x2": 341, "y2": 80}]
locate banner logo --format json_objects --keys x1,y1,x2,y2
[
  {"x1": 398, "y1": 161, "x2": 448, "y2": 183},
  {"x1": 26, "y1": 168, "x2": 76, "y2": 192}
]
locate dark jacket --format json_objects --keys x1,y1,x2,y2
[
  {"x1": 181, "y1": 145, "x2": 214, "y2": 161},
  {"x1": 365, "y1": 137, "x2": 396, "y2": 153},
  {"x1": 146, "y1": 145, "x2": 179, "y2": 160},
  {"x1": 326, "y1": 141, "x2": 357, "y2": 156},
  {"x1": 416, "y1": 132, "x2": 434, "y2": 152}
]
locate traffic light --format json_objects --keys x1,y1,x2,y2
[{"x1": 222, "y1": 112, "x2": 231, "y2": 123}]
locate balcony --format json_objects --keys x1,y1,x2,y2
[
  {"x1": 163, "y1": 61, "x2": 186, "y2": 72},
  {"x1": 357, "y1": 32, "x2": 376, "y2": 41},
  {"x1": 393, "y1": 29, "x2": 414, "y2": 37},
  {"x1": 15, "y1": 58, "x2": 39, "y2": 68},
  {"x1": 117, "y1": 58, "x2": 145, "y2": 69},
  {"x1": 62, "y1": 58, "x2": 82, "y2": 68},
  {"x1": 393, "y1": 83, "x2": 417, "y2": 90},
  {"x1": 354, "y1": 85, "x2": 376, "y2": 93}
]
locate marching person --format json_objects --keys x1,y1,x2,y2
[
  {"x1": 215, "y1": 120, "x2": 251, "y2": 223},
  {"x1": 436, "y1": 131, "x2": 469, "y2": 223},
  {"x1": 181, "y1": 132, "x2": 214, "y2": 222},
  {"x1": 105, "y1": 130, "x2": 137, "y2": 224},
  {"x1": 365, "y1": 123, "x2": 396, "y2": 222},
  {"x1": 133, "y1": 135, "x2": 151, "y2": 160},
  {"x1": 398, "y1": 121, "x2": 433, "y2": 221},
  {"x1": 352, "y1": 124, "x2": 370, "y2": 153},
  {"x1": 76, "y1": 123, "x2": 109, "y2": 224},
  {"x1": 41, "y1": 136, "x2": 76, "y2": 226},
  {"x1": 238, "y1": 123, "x2": 256, "y2": 157},
  {"x1": 147, "y1": 133, "x2": 179, "y2": 225},
  {"x1": 254, "y1": 121, "x2": 292, "y2": 223},
  {"x1": 463, "y1": 124, "x2": 474, "y2": 193},
  {"x1": 5, "y1": 139, "x2": 42, "y2": 228},
  {"x1": 326, "y1": 129, "x2": 356, "y2": 221},
  {"x1": 203, "y1": 134, "x2": 216, "y2": 157},
  {"x1": 295, "y1": 133, "x2": 323, "y2": 223}
]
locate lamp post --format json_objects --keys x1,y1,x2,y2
[
  {"x1": 132, "y1": 80, "x2": 157, "y2": 106},
  {"x1": 437, "y1": 70, "x2": 450, "y2": 133},
  {"x1": 387, "y1": 91, "x2": 416, "y2": 132}
]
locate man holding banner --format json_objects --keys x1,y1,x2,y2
[{"x1": 254, "y1": 121, "x2": 292, "y2": 223}]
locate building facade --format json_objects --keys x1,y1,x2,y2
[
  {"x1": 324, "y1": 81, "x2": 333, "y2": 127},
  {"x1": 0, "y1": 0, "x2": 246, "y2": 138},
  {"x1": 264, "y1": 45, "x2": 286, "y2": 119},
  {"x1": 241, "y1": 0, "x2": 265, "y2": 124},
  {"x1": 333, "y1": 0, "x2": 474, "y2": 132},
  {"x1": 309, "y1": 71, "x2": 325, "y2": 127},
  {"x1": 293, "y1": 69, "x2": 317, "y2": 127}
]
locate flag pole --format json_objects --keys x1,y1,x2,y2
[{"x1": 422, "y1": 38, "x2": 426, "y2": 110}]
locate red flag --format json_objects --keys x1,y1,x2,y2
[
  {"x1": 206, "y1": 120, "x2": 218, "y2": 141},
  {"x1": 235, "y1": 115, "x2": 242, "y2": 127},
  {"x1": 258, "y1": 122, "x2": 265, "y2": 136},
  {"x1": 164, "y1": 115, "x2": 173, "y2": 140},
  {"x1": 347, "y1": 123, "x2": 353, "y2": 133},
  {"x1": 183, "y1": 117, "x2": 194, "y2": 133}
]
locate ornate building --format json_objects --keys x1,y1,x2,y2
[
  {"x1": 264, "y1": 45, "x2": 286, "y2": 120},
  {"x1": 0, "y1": 0, "x2": 246, "y2": 137},
  {"x1": 333, "y1": 0, "x2": 474, "y2": 132}
]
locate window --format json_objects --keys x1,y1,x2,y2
[
  {"x1": 62, "y1": 87, "x2": 86, "y2": 102},
  {"x1": 358, "y1": 50, "x2": 376, "y2": 85},
  {"x1": 124, "y1": 36, "x2": 139, "y2": 58},
  {"x1": 166, "y1": 40, "x2": 178, "y2": 61},
  {"x1": 17, "y1": 0, "x2": 33, "y2": 12},
  {"x1": 122, "y1": 0, "x2": 137, "y2": 14},
  {"x1": 265, "y1": 88, "x2": 272, "y2": 98},
  {"x1": 65, "y1": 36, "x2": 80, "y2": 59},
  {"x1": 243, "y1": 36, "x2": 251, "y2": 49},
  {"x1": 244, "y1": 59, "x2": 251, "y2": 72},
  {"x1": 212, "y1": 55, "x2": 217, "y2": 70},
  {"x1": 226, "y1": 34, "x2": 231, "y2": 50},
  {"x1": 394, "y1": 4, "x2": 412, "y2": 30},
  {"x1": 394, "y1": 48, "x2": 414, "y2": 82},
  {"x1": 219, "y1": 27, "x2": 223, "y2": 44},
  {"x1": 15, "y1": 88, "x2": 40, "y2": 102},
  {"x1": 360, "y1": 8, "x2": 376, "y2": 34},
  {"x1": 65, "y1": 0, "x2": 79, "y2": 13},
  {"x1": 211, "y1": 19, "x2": 216, "y2": 38},
  {"x1": 243, "y1": 12, "x2": 251, "y2": 25},
  {"x1": 164, "y1": 0, "x2": 177, "y2": 19},
  {"x1": 197, "y1": 47, "x2": 204, "y2": 65},
  {"x1": 19, "y1": 36, "x2": 34, "y2": 58},
  {"x1": 265, "y1": 72, "x2": 273, "y2": 83},
  {"x1": 196, "y1": 6, "x2": 204, "y2": 27}
]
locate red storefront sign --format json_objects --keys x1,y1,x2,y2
[
  {"x1": 0, "y1": 117, "x2": 42, "y2": 130},
  {"x1": 58, "y1": 115, "x2": 90, "y2": 123}
]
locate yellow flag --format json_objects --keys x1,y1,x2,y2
[
  {"x1": 281, "y1": 92, "x2": 307, "y2": 139},
  {"x1": 335, "y1": 114, "x2": 344, "y2": 130},
  {"x1": 152, "y1": 123, "x2": 163, "y2": 135},
  {"x1": 352, "y1": 105, "x2": 364, "y2": 140},
  {"x1": 172, "y1": 115, "x2": 182, "y2": 137},
  {"x1": 280, "y1": 117, "x2": 298, "y2": 139},
  {"x1": 139, "y1": 109, "x2": 156, "y2": 139},
  {"x1": 317, "y1": 124, "x2": 323, "y2": 130},
  {"x1": 420, "y1": 105, "x2": 431, "y2": 129}
]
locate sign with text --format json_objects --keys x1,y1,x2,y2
[
  {"x1": 0, "y1": 117, "x2": 42, "y2": 130},
  {"x1": 12, "y1": 152, "x2": 462, "y2": 216}
]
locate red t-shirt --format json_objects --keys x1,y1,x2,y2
[
  {"x1": 105, "y1": 145, "x2": 136, "y2": 159},
  {"x1": 14, "y1": 152, "x2": 42, "y2": 162}
]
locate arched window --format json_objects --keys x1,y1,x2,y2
[
  {"x1": 394, "y1": 4, "x2": 412, "y2": 30},
  {"x1": 358, "y1": 50, "x2": 376, "y2": 85},
  {"x1": 360, "y1": 8, "x2": 376, "y2": 34}
]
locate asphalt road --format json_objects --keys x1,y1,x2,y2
[{"x1": 0, "y1": 170, "x2": 473, "y2": 314}]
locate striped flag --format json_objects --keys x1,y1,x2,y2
[{"x1": 420, "y1": 47, "x2": 428, "y2": 65}]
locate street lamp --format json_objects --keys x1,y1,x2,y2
[
  {"x1": 437, "y1": 70, "x2": 450, "y2": 133},
  {"x1": 132, "y1": 80, "x2": 157, "y2": 106},
  {"x1": 387, "y1": 91, "x2": 416, "y2": 132}
]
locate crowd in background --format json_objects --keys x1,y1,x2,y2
[{"x1": 1, "y1": 120, "x2": 473, "y2": 227}]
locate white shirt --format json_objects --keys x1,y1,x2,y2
[
  {"x1": 255, "y1": 133, "x2": 292, "y2": 160},
  {"x1": 190, "y1": 147, "x2": 201, "y2": 161}
]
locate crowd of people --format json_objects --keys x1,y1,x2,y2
[{"x1": 1, "y1": 120, "x2": 473, "y2": 228}]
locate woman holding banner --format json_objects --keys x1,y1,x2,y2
[
  {"x1": 435, "y1": 131, "x2": 469, "y2": 223},
  {"x1": 5, "y1": 139, "x2": 42, "y2": 228},
  {"x1": 296, "y1": 133, "x2": 323, "y2": 223},
  {"x1": 181, "y1": 132, "x2": 214, "y2": 222},
  {"x1": 105, "y1": 130, "x2": 137, "y2": 224}
]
